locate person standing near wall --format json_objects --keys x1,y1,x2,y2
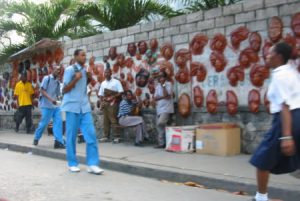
[
  {"x1": 14, "y1": 72, "x2": 34, "y2": 133},
  {"x1": 33, "y1": 66, "x2": 65, "y2": 149},
  {"x1": 61, "y1": 49, "x2": 103, "y2": 174},
  {"x1": 98, "y1": 68, "x2": 123, "y2": 143},
  {"x1": 154, "y1": 71, "x2": 174, "y2": 149},
  {"x1": 250, "y1": 42, "x2": 300, "y2": 201}
]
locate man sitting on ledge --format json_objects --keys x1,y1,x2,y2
[{"x1": 118, "y1": 90, "x2": 149, "y2": 147}]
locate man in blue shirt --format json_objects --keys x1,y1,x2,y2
[
  {"x1": 61, "y1": 49, "x2": 103, "y2": 174},
  {"x1": 33, "y1": 66, "x2": 65, "y2": 149}
]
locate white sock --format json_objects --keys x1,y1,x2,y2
[{"x1": 255, "y1": 192, "x2": 268, "y2": 201}]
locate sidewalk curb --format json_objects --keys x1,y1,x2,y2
[{"x1": 1, "y1": 141, "x2": 299, "y2": 201}]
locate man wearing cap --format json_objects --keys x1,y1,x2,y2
[
  {"x1": 33, "y1": 66, "x2": 65, "y2": 149},
  {"x1": 14, "y1": 72, "x2": 34, "y2": 133}
]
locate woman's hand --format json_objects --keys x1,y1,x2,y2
[{"x1": 281, "y1": 139, "x2": 296, "y2": 156}]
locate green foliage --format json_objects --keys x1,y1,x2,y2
[
  {"x1": 76, "y1": 0, "x2": 182, "y2": 31},
  {"x1": 0, "y1": 0, "x2": 98, "y2": 63},
  {"x1": 0, "y1": 0, "x2": 97, "y2": 44},
  {"x1": 0, "y1": 0, "x2": 10, "y2": 16},
  {"x1": 187, "y1": 0, "x2": 242, "y2": 12},
  {"x1": 0, "y1": 43, "x2": 27, "y2": 64},
  {"x1": 166, "y1": 0, "x2": 242, "y2": 12}
]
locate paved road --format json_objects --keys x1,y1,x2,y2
[
  {"x1": 1, "y1": 131, "x2": 299, "y2": 192},
  {"x1": 0, "y1": 149, "x2": 249, "y2": 201}
]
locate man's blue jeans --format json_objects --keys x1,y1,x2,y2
[
  {"x1": 65, "y1": 112, "x2": 100, "y2": 167},
  {"x1": 34, "y1": 107, "x2": 64, "y2": 143}
]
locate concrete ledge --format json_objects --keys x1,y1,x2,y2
[{"x1": 0, "y1": 141, "x2": 299, "y2": 201}]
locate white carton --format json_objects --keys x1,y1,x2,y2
[{"x1": 165, "y1": 126, "x2": 197, "y2": 153}]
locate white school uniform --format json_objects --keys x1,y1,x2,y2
[{"x1": 267, "y1": 64, "x2": 300, "y2": 113}]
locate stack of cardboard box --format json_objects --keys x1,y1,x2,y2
[{"x1": 165, "y1": 123, "x2": 241, "y2": 156}]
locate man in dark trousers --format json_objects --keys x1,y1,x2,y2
[{"x1": 14, "y1": 72, "x2": 34, "y2": 133}]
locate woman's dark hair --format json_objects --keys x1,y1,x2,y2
[
  {"x1": 274, "y1": 42, "x2": 292, "y2": 64},
  {"x1": 74, "y1": 49, "x2": 84, "y2": 56}
]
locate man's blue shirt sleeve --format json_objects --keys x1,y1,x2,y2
[{"x1": 63, "y1": 67, "x2": 74, "y2": 86}]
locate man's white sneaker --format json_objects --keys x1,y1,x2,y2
[
  {"x1": 69, "y1": 166, "x2": 80, "y2": 172},
  {"x1": 87, "y1": 166, "x2": 104, "y2": 175}
]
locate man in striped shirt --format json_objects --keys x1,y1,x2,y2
[{"x1": 118, "y1": 90, "x2": 148, "y2": 146}]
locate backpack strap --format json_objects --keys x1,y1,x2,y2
[
  {"x1": 73, "y1": 64, "x2": 90, "y2": 85},
  {"x1": 41, "y1": 75, "x2": 59, "y2": 95},
  {"x1": 73, "y1": 64, "x2": 80, "y2": 72},
  {"x1": 40, "y1": 75, "x2": 51, "y2": 91},
  {"x1": 46, "y1": 76, "x2": 51, "y2": 89}
]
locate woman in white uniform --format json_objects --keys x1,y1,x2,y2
[{"x1": 250, "y1": 42, "x2": 300, "y2": 201}]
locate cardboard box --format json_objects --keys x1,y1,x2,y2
[
  {"x1": 196, "y1": 123, "x2": 241, "y2": 156},
  {"x1": 165, "y1": 126, "x2": 198, "y2": 153}
]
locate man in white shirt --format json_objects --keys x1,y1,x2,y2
[{"x1": 98, "y1": 68, "x2": 123, "y2": 142}]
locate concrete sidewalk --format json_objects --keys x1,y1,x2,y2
[{"x1": 0, "y1": 130, "x2": 299, "y2": 201}]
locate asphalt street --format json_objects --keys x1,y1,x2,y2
[{"x1": 0, "y1": 149, "x2": 250, "y2": 201}]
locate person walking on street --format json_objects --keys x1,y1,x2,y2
[
  {"x1": 33, "y1": 66, "x2": 65, "y2": 149},
  {"x1": 14, "y1": 72, "x2": 34, "y2": 133},
  {"x1": 61, "y1": 49, "x2": 103, "y2": 174},
  {"x1": 154, "y1": 71, "x2": 174, "y2": 149},
  {"x1": 98, "y1": 68, "x2": 123, "y2": 143},
  {"x1": 250, "y1": 42, "x2": 300, "y2": 201},
  {"x1": 118, "y1": 90, "x2": 149, "y2": 147}
]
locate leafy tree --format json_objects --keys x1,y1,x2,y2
[
  {"x1": 0, "y1": 0, "x2": 9, "y2": 15},
  {"x1": 1, "y1": 0, "x2": 97, "y2": 44},
  {"x1": 166, "y1": 0, "x2": 242, "y2": 13},
  {"x1": 0, "y1": 0, "x2": 12, "y2": 47},
  {"x1": 0, "y1": 0, "x2": 97, "y2": 63},
  {"x1": 76, "y1": 0, "x2": 182, "y2": 31},
  {"x1": 0, "y1": 44, "x2": 27, "y2": 64}
]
